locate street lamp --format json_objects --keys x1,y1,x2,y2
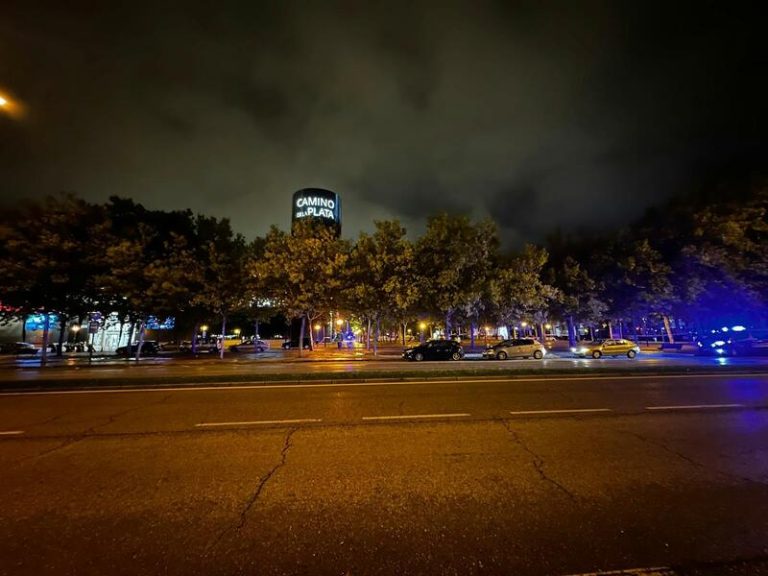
[
  {"x1": 234, "y1": 328, "x2": 241, "y2": 339},
  {"x1": 71, "y1": 324, "x2": 81, "y2": 344},
  {"x1": 0, "y1": 96, "x2": 7, "y2": 107},
  {"x1": 201, "y1": 324, "x2": 209, "y2": 340}
]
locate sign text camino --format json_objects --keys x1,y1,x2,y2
[
  {"x1": 294, "y1": 195, "x2": 337, "y2": 220},
  {"x1": 291, "y1": 188, "x2": 341, "y2": 237}
]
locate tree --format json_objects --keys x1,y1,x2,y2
[
  {"x1": 415, "y1": 214, "x2": 498, "y2": 338},
  {"x1": 252, "y1": 220, "x2": 349, "y2": 356},
  {"x1": 346, "y1": 220, "x2": 417, "y2": 353},
  {"x1": 0, "y1": 194, "x2": 104, "y2": 364},
  {"x1": 490, "y1": 244, "x2": 559, "y2": 340},
  {"x1": 602, "y1": 238, "x2": 677, "y2": 341},
  {"x1": 547, "y1": 255, "x2": 607, "y2": 347},
  {"x1": 94, "y1": 198, "x2": 198, "y2": 360},
  {"x1": 192, "y1": 216, "x2": 250, "y2": 359}
]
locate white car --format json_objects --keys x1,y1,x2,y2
[{"x1": 230, "y1": 339, "x2": 270, "y2": 353}]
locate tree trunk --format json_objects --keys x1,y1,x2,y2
[
  {"x1": 21, "y1": 316, "x2": 26, "y2": 343},
  {"x1": 57, "y1": 316, "x2": 67, "y2": 357},
  {"x1": 307, "y1": 314, "x2": 314, "y2": 351},
  {"x1": 125, "y1": 321, "x2": 135, "y2": 360},
  {"x1": 219, "y1": 315, "x2": 227, "y2": 359},
  {"x1": 254, "y1": 318, "x2": 259, "y2": 340},
  {"x1": 191, "y1": 321, "x2": 199, "y2": 355},
  {"x1": 374, "y1": 317, "x2": 380, "y2": 356},
  {"x1": 445, "y1": 312, "x2": 451, "y2": 338},
  {"x1": 366, "y1": 317, "x2": 372, "y2": 350},
  {"x1": 662, "y1": 314, "x2": 675, "y2": 344},
  {"x1": 135, "y1": 319, "x2": 146, "y2": 362},
  {"x1": 567, "y1": 315, "x2": 577, "y2": 348},
  {"x1": 298, "y1": 315, "x2": 306, "y2": 358},
  {"x1": 607, "y1": 321, "x2": 614, "y2": 339},
  {"x1": 470, "y1": 321, "x2": 476, "y2": 350},
  {"x1": 40, "y1": 313, "x2": 50, "y2": 366},
  {"x1": 401, "y1": 322, "x2": 407, "y2": 346},
  {"x1": 116, "y1": 320, "x2": 124, "y2": 351}
]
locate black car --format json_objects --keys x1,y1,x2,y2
[
  {"x1": 0, "y1": 342, "x2": 39, "y2": 355},
  {"x1": 282, "y1": 337, "x2": 312, "y2": 350},
  {"x1": 403, "y1": 339, "x2": 464, "y2": 361},
  {"x1": 115, "y1": 341, "x2": 160, "y2": 356}
]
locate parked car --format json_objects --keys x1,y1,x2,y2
[
  {"x1": 483, "y1": 338, "x2": 546, "y2": 360},
  {"x1": 230, "y1": 339, "x2": 270, "y2": 353},
  {"x1": 0, "y1": 342, "x2": 39, "y2": 355},
  {"x1": 282, "y1": 338, "x2": 312, "y2": 350},
  {"x1": 403, "y1": 339, "x2": 464, "y2": 361},
  {"x1": 178, "y1": 341, "x2": 218, "y2": 354},
  {"x1": 571, "y1": 339, "x2": 640, "y2": 359},
  {"x1": 696, "y1": 333, "x2": 768, "y2": 356},
  {"x1": 115, "y1": 341, "x2": 160, "y2": 356}
]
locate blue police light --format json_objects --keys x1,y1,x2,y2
[
  {"x1": 721, "y1": 327, "x2": 729, "y2": 332},
  {"x1": 712, "y1": 340, "x2": 726, "y2": 347},
  {"x1": 732, "y1": 325, "x2": 746, "y2": 332},
  {"x1": 715, "y1": 348, "x2": 725, "y2": 355}
]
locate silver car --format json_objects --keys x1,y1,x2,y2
[{"x1": 483, "y1": 338, "x2": 547, "y2": 360}]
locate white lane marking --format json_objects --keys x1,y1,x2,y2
[
  {"x1": 1, "y1": 372, "x2": 767, "y2": 396},
  {"x1": 564, "y1": 567, "x2": 674, "y2": 576},
  {"x1": 509, "y1": 408, "x2": 612, "y2": 415},
  {"x1": 645, "y1": 403, "x2": 745, "y2": 411},
  {"x1": 195, "y1": 418, "x2": 321, "y2": 427},
  {"x1": 0, "y1": 430, "x2": 25, "y2": 436},
  {"x1": 362, "y1": 413, "x2": 471, "y2": 421}
]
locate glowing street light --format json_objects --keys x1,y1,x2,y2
[
  {"x1": 234, "y1": 328, "x2": 241, "y2": 337},
  {"x1": 0, "y1": 96, "x2": 7, "y2": 107}
]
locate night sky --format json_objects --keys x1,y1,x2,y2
[{"x1": 1, "y1": 1, "x2": 765, "y2": 244}]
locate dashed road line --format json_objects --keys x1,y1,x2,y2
[
  {"x1": 509, "y1": 408, "x2": 612, "y2": 416},
  {"x1": 362, "y1": 413, "x2": 471, "y2": 421},
  {"x1": 195, "y1": 418, "x2": 321, "y2": 427},
  {"x1": 0, "y1": 430, "x2": 25, "y2": 436},
  {"x1": 645, "y1": 403, "x2": 745, "y2": 411},
  {"x1": 563, "y1": 567, "x2": 675, "y2": 576}
]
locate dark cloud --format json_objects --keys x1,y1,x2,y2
[{"x1": 0, "y1": 0, "x2": 765, "y2": 244}]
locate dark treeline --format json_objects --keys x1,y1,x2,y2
[{"x1": 1, "y1": 184, "x2": 766, "y2": 363}]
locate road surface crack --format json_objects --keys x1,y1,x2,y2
[
  {"x1": 208, "y1": 428, "x2": 297, "y2": 552},
  {"x1": 624, "y1": 430, "x2": 767, "y2": 486},
  {"x1": 499, "y1": 419, "x2": 577, "y2": 501},
  {"x1": 12, "y1": 395, "x2": 172, "y2": 466},
  {"x1": 623, "y1": 430, "x2": 703, "y2": 468}
]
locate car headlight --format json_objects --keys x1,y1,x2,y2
[{"x1": 578, "y1": 347, "x2": 589, "y2": 353}]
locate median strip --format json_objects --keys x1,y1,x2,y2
[
  {"x1": 362, "y1": 413, "x2": 471, "y2": 421},
  {"x1": 508, "y1": 408, "x2": 612, "y2": 416},
  {"x1": 645, "y1": 403, "x2": 745, "y2": 411},
  {"x1": 195, "y1": 418, "x2": 321, "y2": 427},
  {"x1": 0, "y1": 430, "x2": 25, "y2": 436}
]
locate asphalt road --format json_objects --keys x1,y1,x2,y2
[
  {"x1": 3, "y1": 351, "x2": 768, "y2": 385},
  {"x1": 2, "y1": 374, "x2": 768, "y2": 575}
]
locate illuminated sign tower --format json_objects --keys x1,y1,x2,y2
[{"x1": 291, "y1": 188, "x2": 341, "y2": 237}]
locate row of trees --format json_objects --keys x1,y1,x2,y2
[{"x1": 1, "y1": 183, "x2": 766, "y2": 363}]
